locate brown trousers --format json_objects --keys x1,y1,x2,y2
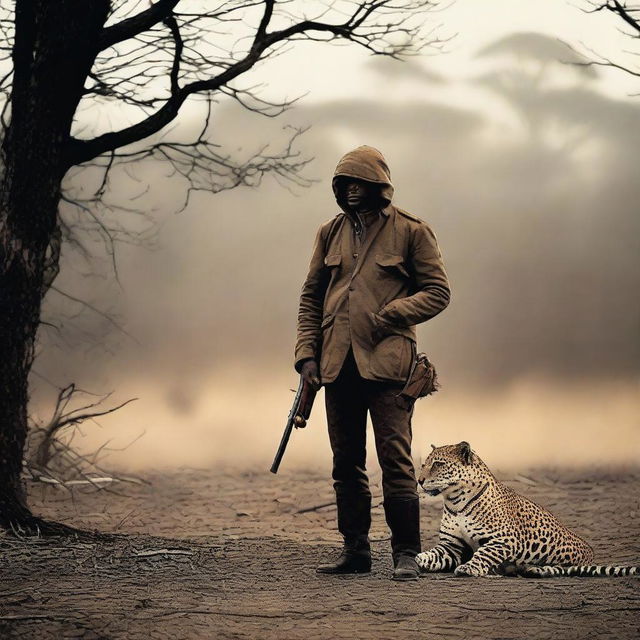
[{"x1": 324, "y1": 348, "x2": 418, "y2": 502}]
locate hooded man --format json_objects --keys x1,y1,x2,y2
[{"x1": 295, "y1": 145, "x2": 450, "y2": 581}]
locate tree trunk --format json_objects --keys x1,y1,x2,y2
[{"x1": 0, "y1": 0, "x2": 110, "y2": 532}]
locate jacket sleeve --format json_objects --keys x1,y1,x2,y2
[
  {"x1": 379, "y1": 222, "x2": 450, "y2": 327},
  {"x1": 294, "y1": 224, "x2": 330, "y2": 371}
]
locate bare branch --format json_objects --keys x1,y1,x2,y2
[
  {"x1": 29, "y1": 383, "x2": 137, "y2": 474},
  {"x1": 580, "y1": 1, "x2": 640, "y2": 81},
  {"x1": 99, "y1": 0, "x2": 181, "y2": 51},
  {"x1": 163, "y1": 10, "x2": 184, "y2": 95},
  {"x1": 67, "y1": 1, "x2": 442, "y2": 166},
  {"x1": 608, "y1": 0, "x2": 640, "y2": 35},
  {"x1": 49, "y1": 285, "x2": 138, "y2": 342},
  {"x1": 575, "y1": 55, "x2": 640, "y2": 77},
  {"x1": 255, "y1": 0, "x2": 276, "y2": 42}
]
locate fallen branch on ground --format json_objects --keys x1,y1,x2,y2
[{"x1": 134, "y1": 548, "x2": 195, "y2": 558}]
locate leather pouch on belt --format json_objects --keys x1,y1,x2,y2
[{"x1": 395, "y1": 352, "x2": 439, "y2": 410}]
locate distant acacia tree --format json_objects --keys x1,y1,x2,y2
[{"x1": 0, "y1": 0, "x2": 444, "y2": 533}]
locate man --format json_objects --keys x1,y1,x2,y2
[{"x1": 295, "y1": 145, "x2": 450, "y2": 581}]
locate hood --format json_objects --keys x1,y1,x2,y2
[{"x1": 332, "y1": 145, "x2": 394, "y2": 213}]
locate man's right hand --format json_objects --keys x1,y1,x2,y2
[{"x1": 301, "y1": 359, "x2": 321, "y2": 391}]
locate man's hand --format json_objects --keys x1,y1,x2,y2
[
  {"x1": 301, "y1": 359, "x2": 321, "y2": 390},
  {"x1": 372, "y1": 311, "x2": 396, "y2": 343}
]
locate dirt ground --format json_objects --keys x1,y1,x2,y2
[{"x1": 1, "y1": 466, "x2": 638, "y2": 639}]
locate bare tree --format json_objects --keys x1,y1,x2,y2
[
  {"x1": 581, "y1": 1, "x2": 640, "y2": 82},
  {"x1": 0, "y1": 1, "x2": 444, "y2": 533}
]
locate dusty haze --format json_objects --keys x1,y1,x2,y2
[{"x1": 30, "y1": 10, "x2": 640, "y2": 472}]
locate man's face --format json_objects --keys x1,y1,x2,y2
[{"x1": 344, "y1": 179, "x2": 373, "y2": 211}]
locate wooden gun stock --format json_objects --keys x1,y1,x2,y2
[{"x1": 270, "y1": 376, "x2": 316, "y2": 474}]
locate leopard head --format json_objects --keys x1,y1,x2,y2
[{"x1": 418, "y1": 442, "x2": 491, "y2": 497}]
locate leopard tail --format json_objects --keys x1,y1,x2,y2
[{"x1": 518, "y1": 564, "x2": 639, "y2": 578}]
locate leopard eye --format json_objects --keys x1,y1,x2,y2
[{"x1": 430, "y1": 461, "x2": 444, "y2": 472}]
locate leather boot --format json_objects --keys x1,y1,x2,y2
[
  {"x1": 316, "y1": 544, "x2": 372, "y2": 574},
  {"x1": 383, "y1": 496, "x2": 421, "y2": 581},
  {"x1": 317, "y1": 493, "x2": 372, "y2": 574}
]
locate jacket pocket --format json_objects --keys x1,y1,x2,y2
[
  {"x1": 369, "y1": 335, "x2": 414, "y2": 381},
  {"x1": 371, "y1": 310, "x2": 414, "y2": 344},
  {"x1": 324, "y1": 254, "x2": 342, "y2": 268},
  {"x1": 375, "y1": 253, "x2": 409, "y2": 278},
  {"x1": 372, "y1": 311, "x2": 397, "y2": 338}
]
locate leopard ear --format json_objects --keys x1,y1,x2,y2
[
  {"x1": 430, "y1": 444, "x2": 437, "y2": 451},
  {"x1": 458, "y1": 441, "x2": 472, "y2": 464}
]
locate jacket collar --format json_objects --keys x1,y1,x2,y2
[{"x1": 340, "y1": 204, "x2": 392, "y2": 224}]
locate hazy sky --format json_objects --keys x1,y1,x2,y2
[{"x1": 253, "y1": 0, "x2": 638, "y2": 105}]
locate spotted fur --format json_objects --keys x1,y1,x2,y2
[{"x1": 416, "y1": 442, "x2": 638, "y2": 578}]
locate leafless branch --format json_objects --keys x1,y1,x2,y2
[
  {"x1": 25, "y1": 383, "x2": 140, "y2": 489},
  {"x1": 580, "y1": 1, "x2": 640, "y2": 81},
  {"x1": 48, "y1": 285, "x2": 137, "y2": 342},
  {"x1": 99, "y1": 0, "x2": 181, "y2": 51},
  {"x1": 67, "y1": 1, "x2": 444, "y2": 166}
]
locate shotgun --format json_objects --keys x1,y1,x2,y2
[{"x1": 270, "y1": 376, "x2": 316, "y2": 474}]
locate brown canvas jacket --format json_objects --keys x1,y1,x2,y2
[{"x1": 295, "y1": 146, "x2": 450, "y2": 383}]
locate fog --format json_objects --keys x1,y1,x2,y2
[{"x1": 31, "y1": 31, "x2": 640, "y2": 471}]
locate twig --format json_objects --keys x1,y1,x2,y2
[
  {"x1": 296, "y1": 492, "x2": 384, "y2": 513},
  {"x1": 134, "y1": 548, "x2": 195, "y2": 557},
  {"x1": 0, "y1": 614, "x2": 58, "y2": 621},
  {"x1": 296, "y1": 500, "x2": 336, "y2": 514}
]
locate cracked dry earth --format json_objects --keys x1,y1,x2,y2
[{"x1": 1, "y1": 467, "x2": 639, "y2": 639}]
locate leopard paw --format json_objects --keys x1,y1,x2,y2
[
  {"x1": 454, "y1": 564, "x2": 482, "y2": 577},
  {"x1": 415, "y1": 553, "x2": 435, "y2": 572}
]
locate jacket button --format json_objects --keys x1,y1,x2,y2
[{"x1": 353, "y1": 253, "x2": 358, "y2": 258}]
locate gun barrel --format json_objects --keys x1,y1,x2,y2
[
  {"x1": 270, "y1": 418, "x2": 294, "y2": 474},
  {"x1": 270, "y1": 376, "x2": 316, "y2": 474}
]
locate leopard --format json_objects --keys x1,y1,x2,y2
[{"x1": 416, "y1": 442, "x2": 638, "y2": 578}]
